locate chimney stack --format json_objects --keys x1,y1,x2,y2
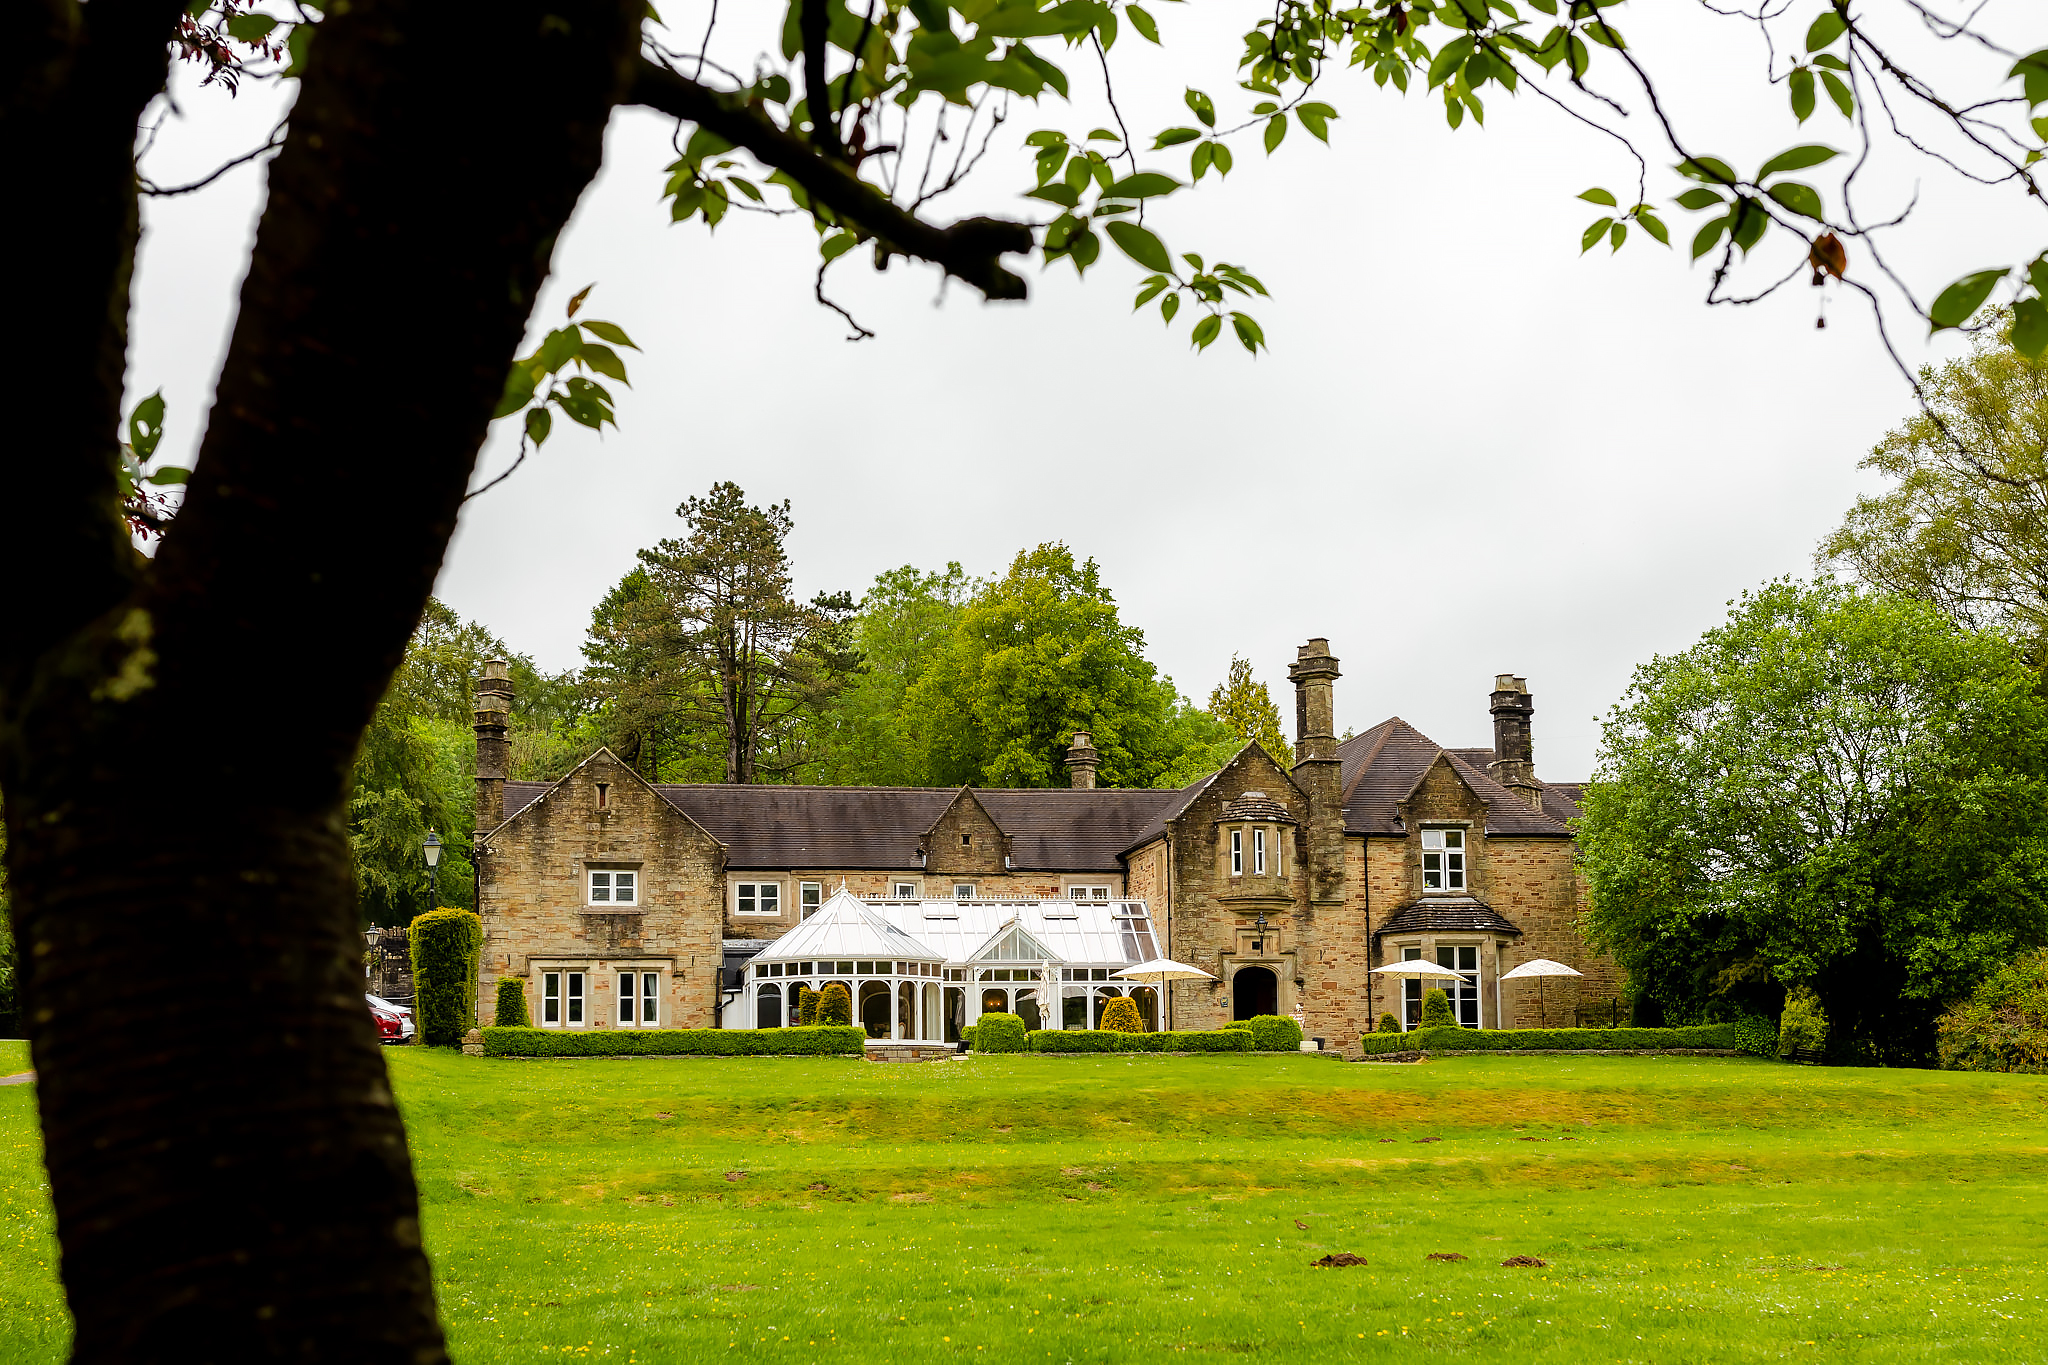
[
  {"x1": 1065, "y1": 732, "x2": 1100, "y2": 789},
  {"x1": 1287, "y1": 639, "x2": 1346, "y2": 905},
  {"x1": 1487, "y1": 674, "x2": 1543, "y2": 810},
  {"x1": 475, "y1": 659, "x2": 513, "y2": 829}
]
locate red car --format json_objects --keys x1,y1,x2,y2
[{"x1": 365, "y1": 995, "x2": 414, "y2": 1043}]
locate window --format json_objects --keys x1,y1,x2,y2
[
  {"x1": 588, "y1": 869, "x2": 637, "y2": 906},
  {"x1": 1253, "y1": 828, "x2": 1267, "y2": 875},
  {"x1": 892, "y1": 881, "x2": 919, "y2": 898},
  {"x1": 1437, "y1": 945, "x2": 1480, "y2": 1028},
  {"x1": 617, "y1": 970, "x2": 634, "y2": 1025},
  {"x1": 1421, "y1": 828, "x2": 1466, "y2": 891},
  {"x1": 595, "y1": 782, "x2": 609, "y2": 809},
  {"x1": 800, "y1": 882, "x2": 823, "y2": 919},
  {"x1": 736, "y1": 882, "x2": 782, "y2": 916},
  {"x1": 1230, "y1": 829, "x2": 1243, "y2": 876},
  {"x1": 953, "y1": 883, "x2": 976, "y2": 899},
  {"x1": 616, "y1": 970, "x2": 660, "y2": 1027},
  {"x1": 540, "y1": 971, "x2": 588, "y2": 1027},
  {"x1": 1400, "y1": 947, "x2": 1422, "y2": 1029},
  {"x1": 961, "y1": 834, "x2": 972, "y2": 846},
  {"x1": 1067, "y1": 884, "x2": 1111, "y2": 901}
]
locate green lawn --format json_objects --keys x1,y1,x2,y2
[{"x1": 4, "y1": 1048, "x2": 2048, "y2": 1362}]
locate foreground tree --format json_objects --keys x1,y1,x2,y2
[
  {"x1": 9, "y1": 0, "x2": 2048, "y2": 1354},
  {"x1": 1579, "y1": 579, "x2": 2048, "y2": 1064}
]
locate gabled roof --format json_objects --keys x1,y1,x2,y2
[
  {"x1": 749, "y1": 889, "x2": 945, "y2": 963},
  {"x1": 967, "y1": 919, "x2": 1063, "y2": 964},
  {"x1": 1335, "y1": 718, "x2": 1577, "y2": 837}
]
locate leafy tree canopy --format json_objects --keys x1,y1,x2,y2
[
  {"x1": 1578, "y1": 578, "x2": 2048, "y2": 1064},
  {"x1": 1209, "y1": 655, "x2": 1292, "y2": 767}
]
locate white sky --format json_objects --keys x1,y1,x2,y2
[{"x1": 127, "y1": 3, "x2": 2034, "y2": 780}]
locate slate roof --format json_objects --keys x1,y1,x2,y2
[
  {"x1": 1335, "y1": 718, "x2": 1577, "y2": 838},
  {"x1": 1216, "y1": 791, "x2": 1297, "y2": 824},
  {"x1": 1375, "y1": 895, "x2": 1524, "y2": 938}
]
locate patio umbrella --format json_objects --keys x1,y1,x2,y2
[
  {"x1": 1499, "y1": 958, "x2": 1582, "y2": 1028},
  {"x1": 1112, "y1": 958, "x2": 1217, "y2": 1031},
  {"x1": 1367, "y1": 959, "x2": 1468, "y2": 1031}
]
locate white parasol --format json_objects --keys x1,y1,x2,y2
[
  {"x1": 1499, "y1": 958, "x2": 1582, "y2": 1028},
  {"x1": 1112, "y1": 958, "x2": 1218, "y2": 1032},
  {"x1": 1367, "y1": 959, "x2": 1468, "y2": 1032}
]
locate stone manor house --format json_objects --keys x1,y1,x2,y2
[{"x1": 471, "y1": 639, "x2": 1620, "y2": 1054}]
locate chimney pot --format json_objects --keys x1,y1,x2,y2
[
  {"x1": 474, "y1": 659, "x2": 514, "y2": 829},
  {"x1": 1065, "y1": 731, "x2": 1100, "y2": 789},
  {"x1": 1487, "y1": 673, "x2": 1543, "y2": 810}
]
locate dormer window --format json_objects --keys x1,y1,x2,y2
[
  {"x1": 588, "y1": 868, "x2": 637, "y2": 905},
  {"x1": 1422, "y1": 828, "x2": 1465, "y2": 891}
]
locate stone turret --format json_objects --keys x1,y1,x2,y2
[
  {"x1": 1287, "y1": 639, "x2": 1346, "y2": 905},
  {"x1": 1065, "y1": 731, "x2": 1100, "y2": 789},
  {"x1": 1488, "y1": 674, "x2": 1543, "y2": 811},
  {"x1": 474, "y1": 659, "x2": 512, "y2": 829}
]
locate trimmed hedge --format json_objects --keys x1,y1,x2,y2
[
  {"x1": 1358, "y1": 1023, "x2": 1740, "y2": 1055},
  {"x1": 410, "y1": 907, "x2": 482, "y2": 1047},
  {"x1": 973, "y1": 1012, "x2": 1028, "y2": 1053},
  {"x1": 1099, "y1": 997, "x2": 1143, "y2": 1033},
  {"x1": 481, "y1": 1026, "x2": 866, "y2": 1058},
  {"x1": 1240, "y1": 1014, "x2": 1304, "y2": 1052},
  {"x1": 816, "y1": 983, "x2": 851, "y2": 1027},
  {"x1": 493, "y1": 977, "x2": 530, "y2": 1027},
  {"x1": 1029, "y1": 1029, "x2": 1254, "y2": 1054}
]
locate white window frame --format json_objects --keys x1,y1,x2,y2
[
  {"x1": 735, "y1": 881, "x2": 783, "y2": 916},
  {"x1": 1229, "y1": 829, "x2": 1243, "y2": 876},
  {"x1": 1421, "y1": 828, "x2": 1466, "y2": 892},
  {"x1": 1436, "y1": 944, "x2": 1480, "y2": 1028},
  {"x1": 892, "y1": 881, "x2": 920, "y2": 898},
  {"x1": 1066, "y1": 884, "x2": 1112, "y2": 901},
  {"x1": 587, "y1": 867, "x2": 638, "y2": 906},
  {"x1": 953, "y1": 882, "x2": 977, "y2": 900},
  {"x1": 1253, "y1": 828, "x2": 1267, "y2": 875},
  {"x1": 800, "y1": 882, "x2": 823, "y2": 919},
  {"x1": 542, "y1": 971, "x2": 562, "y2": 1027}
]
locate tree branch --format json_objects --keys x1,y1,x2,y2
[{"x1": 628, "y1": 59, "x2": 1032, "y2": 301}]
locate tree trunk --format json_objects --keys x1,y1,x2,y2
[{"x1": 1, "y1": 0, "x2": 640, "y2": 1357}]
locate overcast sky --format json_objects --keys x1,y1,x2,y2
[{"x1": 128, "y1": 3, "x2": 2032, "y2": 781}]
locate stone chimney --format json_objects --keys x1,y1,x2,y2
[
  {"x1": 1487, "y1": 674, "x2": 1544, "y2": 810},
  {"x1": 474, "y1": 659, "x2": 513, "y2": 829},
  {"x1": 1065, "y1": 731, "x2": 1100, "y2": 789},
  {"x1": 1287, "y1": 639, "x2": 1345, "y2": 904}
]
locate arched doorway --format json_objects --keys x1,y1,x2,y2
[
  {"x1": 1232, "y1": 966, "x2": 1277, "y2": 1020},
  {"x1": 756, "y1": 984, "x2": 783, "y2": 1029},
  {"x1": 859, "y1": 981, "x2": 893, "y2": 1038}
]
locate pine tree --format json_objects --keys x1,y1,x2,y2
[{"x1": 1207, "y1": 656, "x2": 1293, "y2": 766}]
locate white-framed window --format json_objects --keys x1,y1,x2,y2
[
  {"x1": 1400, "y1": 947, "x2": 1423, "y2": 1029},
  {"x1": 1421, "y1": 828, "x2": 1466, "y2": 891},
  {"x1": 1229, "y1": 829, "x2": 1243, "y2": 876},
  {"x1": 953, "y1": 882, "x2": 976, "y2": 899},
  {"x1": 541, "y1": 970, "x2": 585, "y2": 1028},
  {"x1": 800, "y1": 882, "x2": 823, "y2": 919},
  {"x1": 1067, "y1": 884, "x2": 1112, "y2": 901},
  {"x1": 735, "y1": 881, "x2": 782, "y2": 916},
  {"x1": 588, "y1": 868, "x2": 637, "y2": 906},
  {"x1": 613, "y1": 970, "x2": 659, "y2": 1027},
  {"x1": 1253, "y1": 828, "x2": 1267, "y2": 875},
  {"x1": 892, "y1": 881, "x2": 919, "y2": 898},
  {"x1": 1437, "y1": 944, "x2": 1480, "y2": 1028}
]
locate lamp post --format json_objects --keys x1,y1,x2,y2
[{"x1": 421, "y1": 830, "x2": 442, "y2": 920}]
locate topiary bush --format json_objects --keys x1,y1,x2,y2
[
  {"x1": 816, "y1": 983, "x2": 851, "y2": 1027},
  {"x1": 1241, "y1": 1014, "x2": 1304, "y2": 1051},
  {"x1": 1377, "y1": 1013, "x2": 1401, "y2": 1034},
  {"x1": 974, "y1": 1012, "x2": 1028, "y2": 1053},
  {"x1": 1730, "y1": 1014, "x2": 1778, "y2": 1059},
  {"x1": 796, "y1": 986, "x2": 819, "y2": 1027},
  {"x1": 1099, "y1": 997, "x2": 1143, "y2": 1033},
  {"x1": 482, "y1": 1026, "x2": 866, "y2": 1058},
  {"x1": 1420, "y1": 988, "x2": 1456, "y2": 1029},
  {"x1": 493, "y1": 977, "x2": 530, "y2": 1027},
  {"x1": 410, "y1": 907, "x2": 483, "y2": 1047},
  {"x1": 1778, "y1": 986, "x2": 1829, "y2": 1059},
  {"x1": 1936, "y1": 947, "x2": 2048, "y2": 1074}
]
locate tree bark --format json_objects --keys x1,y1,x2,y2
[{"x1": 1, "y1": 0, "x2": 640, "y2": 1357}]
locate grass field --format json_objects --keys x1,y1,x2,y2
[{"x1": 3, "y1": 1045, "x2": 2047, "y2": 1361}]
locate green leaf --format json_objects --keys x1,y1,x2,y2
[
  {"x1": 1026, "y1": 183, "x2": 1081, "y2": 208},
  {"x1": 1690, "y1": 215, "x2": 1729, "y2": 261},
  {"x1": 1806, "y1": 9, "x2": 1847, "y2": 52},
  {"x1": 1581, "y1": 217, "x2": 1614, "y2": 253},
  {"x1": 1186, "y1": 88, "x2": 1216, "y2": 128},
  {"x1": 1153, "y1": 127, "x2": 1203, "y2": 148},
  {"x1": 1069, "y1": 227, "x2": 1100, "y2": 274},
  {"x1": 2029, "y1": 253, "x2": 2048, "y2": 300},
  {"x1": 1102, "y1": 172, "x2": 1182, "y2": 200},
  {"x1": 1190, "y1": 314, "x2": 1222, "y2": 350},
  {"x1": 1428, "y1": 36, "x2": 1474, "y2": 89},
  {"x1": 284, "y1": 20, "x2": 315, "y2": 76},
  {"x1": 1789, "y1": 66, "x2": 1815, "y2": 124},
  {"x1": 1566, "y1": 33, "x2": 1589, "y2": 80},
  {"x1": 524, "y1": 407, "x2": 553, "y2": 447},
  {"x1": 1928, "y1": 268, "x2": 2010, "y2": 332},
  {"x1": 1297, "y1": 102, "x2": 1337, "y2": 143},
  {"x1": 1766, "y1": 181, "x2": 1824, "y2": 220},
  {"x1": 494, "y1": 364, "x2": 538, "y2": 420},
  {"x1": 1677, "y1": 156, "x2": 1737, "y2": 185},
  {"x1": 579, "y1": 320, "x2": 637, "y2": 349},
  {"x1": 1106, "y1": 221, "x2": 1173, "y2": 273},
  {"x1": 1161, "y1": 293, "x2": 1180, "y2": 324},
  {"x1": 1609, "y1": 221, "x2": 1627, "y2": 252},
  {"x1": 2012, "y1": 296, "x2": 2048, "y2": 358},
  {"x1": 2013, "y1": 51, "x2": 2048, "y2": 108},
  {"x1": 578, "y1": 343, "x2": 629, "y2": 383},
  {"x1": 1812, "y1": 53, "x2": 1849, "y2": 72},
  {"x1": 225, "y1": 12, "x2": 277, "y2": 42},
  {"x1": 1127, "y1": 3, "x2": 1159, "y2": 43},
  {"x1": 144, "y1": 465, "x2": 189, "y2": 487},
  {"x1": 1821, "y1": 70, "x2": 1854, "y2": 118},
  {"x1": 1263, "y1": 113, "x2": 1288, "y2": 154},
  {"x1": 1578, "y1": 187, "x2": 1618, "y2": 207},
  {"x1": 1757, "y1": 144, "x2": 1840, "y2": 179},
  {"x1": 1190, "y1": 140, "x2": 1214, "y2": 181},
  {"x1": 1211, "y1": 142, "x2": 1233, "y2": 176},
  {"x1": 1583, "y1": 19, "x2": 1625, "y2": 50},
  {"x1": 1088, "y1": 128, "x2": 1121, "y2": 143},
  {"x1": 127, "y1": 390, "x2": 166, "y2": 461},
  {"x1": 1134, "y1": 275, "x2": 1171, "y2": 308},
  {"x1": 1730, "y1": 198, "x2": 1768, "y2": 254},
  {"x1": 1231, "y1": 312, "x2": 1266, "y2": 354},
  {"x1": 1637, "y1": 210, "x2": 1670, "y2": 246},
  {"x1": 1675, "y1": 187, "x2": 1726, "y2": 211}
]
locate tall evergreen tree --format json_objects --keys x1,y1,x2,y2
[{"x1": 1207, "y1": 655, "x2": 1293, "y2": 767}]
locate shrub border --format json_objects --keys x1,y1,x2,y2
[
  {"x1": 480, "y1": 1026, "x2": 866, "y2": 1058},
  {"x1": 1358, "y1": 1023, "x2": 1739, "y2": 1055}
]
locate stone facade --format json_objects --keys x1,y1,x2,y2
[{"x1": 471, "y1": 640, "x2": 1621, "y2": 1052}]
